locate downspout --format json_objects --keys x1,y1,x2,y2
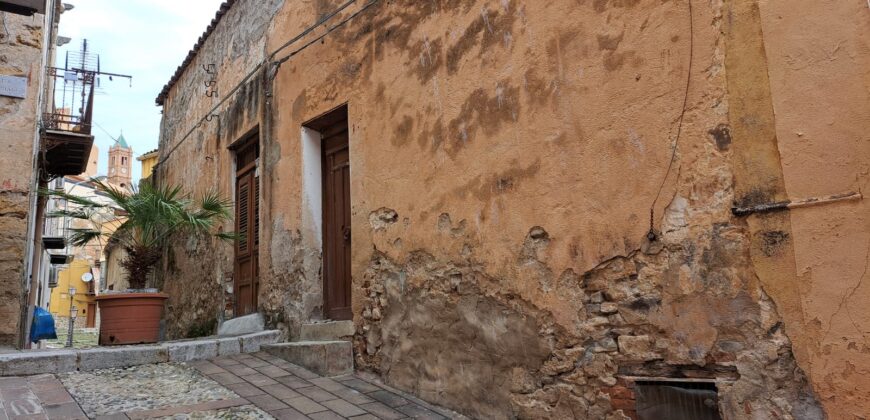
[{"x1": 20, "y1": 0, "x2": 58, "y2": 349}]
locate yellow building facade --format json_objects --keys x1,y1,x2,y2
[
  {"x1": 49, "y1": 259, "x2": 98, "y2": 328},
  {"x1": 137, "y1": 149, "x2": 159, "y2": 180}
]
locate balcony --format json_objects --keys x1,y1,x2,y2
[
  {"x1": 0, "y1": 0, "x2": 46, "y2": 15},
  {"x1": 40, "y1": 67, "x2": 95, "y2": 178}
]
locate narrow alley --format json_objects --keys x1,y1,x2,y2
[
  {"x1": 0, "y1": 351, "x2": 460, "y2": 420},
  {"x1": 1, "y1": 0, "x2": 868, "y2": 419}
]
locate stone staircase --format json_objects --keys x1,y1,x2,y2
[{"x1": 262, "y1": 320, "x2": 354, "y2": 377}]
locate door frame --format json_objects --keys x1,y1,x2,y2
[
  {"x1": 303, "y1": 104, "x2": 352, "y2": 321},
  {"x1": 230, "y1": 131, "x2": 260, "y2": 317}
]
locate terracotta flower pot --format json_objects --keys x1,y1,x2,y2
[{"x1": 96, "y1": 293, "x2": 168, "y2": 345}]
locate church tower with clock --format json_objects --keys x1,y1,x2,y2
[{"x1": 108, "y1": 133, "x2": 133, "y2": 188}]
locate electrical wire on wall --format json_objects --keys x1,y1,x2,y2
[
  {"x1": 155, "y1": 0, "x2": 381, "y2": 169},
  {"x1": 647, "y1": 0, "x2": 694, "y2": 241}
]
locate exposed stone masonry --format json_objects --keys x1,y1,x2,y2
[{"x1": 354, "y1": 218, "x2": 823, "y2": 418}]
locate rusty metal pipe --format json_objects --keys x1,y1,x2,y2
[{"x1": 732, "y1": 191, "x2": 863, "y2": 217}]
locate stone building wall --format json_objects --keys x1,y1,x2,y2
[
  {"x1": 155, "y1": 0, "x2": 285, "y2": 338},
  {"x1": 157, "y1": 0, "x2": 869, "y2": 418},
  {"x1": 0, "y1": 10, "x2": 48, "y2": 348}
]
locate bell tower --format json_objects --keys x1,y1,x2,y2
[{"x1": 108, "y1": 133, "x2": 133, "y2": 188}]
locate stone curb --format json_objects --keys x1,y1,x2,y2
[
  {"x1": 263, "y1": 340, "x2": 353, "y2": 377},
  {"x1": 0, "y1": 330, "x2": 284, "y2": 376},
  {"x1": 0, "y1": 350, "x2": 77, "y2": 376}
]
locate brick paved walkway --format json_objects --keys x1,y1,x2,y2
[
  {"x1": 0, "y1": 374, "x2": 86, "y2": 419},
  {"x1": 0, "y1": 351, "x2": 460, "y2": 419},
  {"x1": 194, "y1": 352, "x2": 455, "y2": 419}
]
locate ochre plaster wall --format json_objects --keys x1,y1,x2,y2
[
  {"x1": 157, "y1": 0, "x2": 868, "y2": 418},
  {"x1": 755, "y1": 1, "x2": 870, "y2": 417}
]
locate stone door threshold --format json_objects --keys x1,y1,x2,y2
[{"x1": 0, "y1": 330, "x2": 283, "y2": 377}]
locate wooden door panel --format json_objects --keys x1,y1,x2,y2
[
  {"x1": 86, "y1": 303, "x2": 96, "y2": 328},
  {"x1": 234, "y1": 139, "x2": 259, "y2": 317},
  {"x1": 322, "y1": 126, "x2": 352, "y2": 321}
]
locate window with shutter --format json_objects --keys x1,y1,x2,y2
[
  {"x1": 254, "y1": 177, "x2": 259, "y2": 248},
  {"x1": 237, "y1": 178, "x2": 249, "y2": 255}
]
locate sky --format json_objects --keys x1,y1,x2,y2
[{"x1": 55, "y1": 0, "x2": 225, "y2": 182}]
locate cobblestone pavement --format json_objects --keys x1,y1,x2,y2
[{"x1": 0, "y1": 351, "x2": 462, "y2": 419}]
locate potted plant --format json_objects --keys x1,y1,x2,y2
[{"x1": 47, "y1": 179, "x2": 233, "y2": 345}]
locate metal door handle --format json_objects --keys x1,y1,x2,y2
[{"x1": 343, "y1": 226, "x2": 351, "y2": 241}]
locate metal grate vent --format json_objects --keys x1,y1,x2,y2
[{"x1": 635, "y1": 381, "x2": 721, "y2": 420}]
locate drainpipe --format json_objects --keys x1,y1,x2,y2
[{"x1": 21, "y1": 189, "x2": 47, "y2": 349}]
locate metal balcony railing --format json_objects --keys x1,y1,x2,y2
[{"x1": 43, "y1": 67, "x2": 95, "y2": 136}]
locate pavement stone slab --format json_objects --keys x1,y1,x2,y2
[
  {"x1": 358, "y1": 401, "x2": 406, "y2": 419},
  {"x1": 269, "y1": 407, "x2": 308, "y2": 420},
  {"x1": 241, "y1": 373, "x2": 279, "y2": 387},
  {"x1": 260, "y1": 384, "x2": 301, "y2": 400},
  {"x1": 296, "y1": 386, "x2": 337, "y2": 403},
  {"x1": 277, "y1": 376, "x2": 313, "y2": 389},
  {"x1": 246, "y1": 394, "x2": 289, "y2": 411},
  {"x1": 308, "y1": 410, "x2": 344, "y2": 420},
  {"x1": 284, "y1": 396, "x2": 327, "y2": 415},
  {"x1": 341, "y1": 378, "x2": 381, "y2": 394},
  {"x1": 368, "y1": 390, "x2": 410, "y2": 408},
  {"x1": 256, "y1": 365, "x2": 293, "y2": 378},
  {"x1": 225, "y1": 364, "x2": 259, "y2": 376},
  {"x1": 42, "y1": 401, "x2": 87, "y2": 419},
  {"x1": 210, "y1": 372, "x2": 246, "y2": 386},
  {"x1": 331, "y1": 386, "x2": 374, "y2": 405},
  {"x1": 225, "y1": 382, "x2": 267, "y2": 398},
  {"x1": 191, "y1": 361, "x2": 228, "y2": 376},
  {"x1": 396, "y1": 403, "x2": 447, "y2": 420},
  {"x1": 322, "y1": 398, "x2": 366, "y2": 417}
]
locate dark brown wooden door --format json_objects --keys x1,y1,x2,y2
[
  {"x1": 234, "y1": 141, "x2": 259, "y2": 316},
  {"x1": 86, "y1": 303, "x2": 96, "y2": 328},
  {"x1": 323, "y1": 126, "x2": 352, "y2": 320}
]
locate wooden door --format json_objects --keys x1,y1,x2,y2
[
  {"x1": 322, "y1": 124, "x2": 352, "y2": 320},
  {"x1": 86, "y1": 303, "x2": 96, "y2": 328},
  {"x1": 234, "y1": 140, "x2": 259, "y2": 316}
]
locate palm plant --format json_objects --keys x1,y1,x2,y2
[{"x1": 45, "y1": 179, "x2": 234, "y2": 290}]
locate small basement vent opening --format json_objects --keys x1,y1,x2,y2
[{"x1": 635, "y1": 380, "x2": 721, "y2": 420}]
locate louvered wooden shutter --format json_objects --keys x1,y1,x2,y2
[
  {"x1": 236, "y1": 177, "x2": 250, "y2": 255},
  {"x1": 254, "y1": 176, "x2": 259, "y2": 249}
]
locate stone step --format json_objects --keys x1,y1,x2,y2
[
  {"x1": 298, "y1": 320, "x2": 355, "y2": 341},
  {"x1": 0, "y1": 330, "x2": 283, "y2": 376},
  {"x1": 218, "y1": 313, "x2": 265, "y2": 337},
  {"x1": 262, "y1": 341, "x2": 352, "y2": 377}
]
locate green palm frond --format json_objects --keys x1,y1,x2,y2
[
  {"x1": 42, "y1": 178, "x2": 235, "y2": 289},
  {"x1": 67, "y1": 228, "x2": 105, "y2": 247},
  {"x1": 40, "y1": 188, "x2": 103, "y2": 209},
  {"x1": 215, "y1": 231, "x2": 239, "y2": 242},
  {"x1": 46, "y1": 209, "x2": 91, "y2": 220}
]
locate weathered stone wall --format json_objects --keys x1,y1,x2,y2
[
  {"x1": 0, "y1": 11, "x2": 47, "y2": 347},
  {"x1": 157, "y1": 0, "x2": 868, "y2": 417},
  {"x1": 156, "y1": 0, "x2": 283, "y2": 338}
]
